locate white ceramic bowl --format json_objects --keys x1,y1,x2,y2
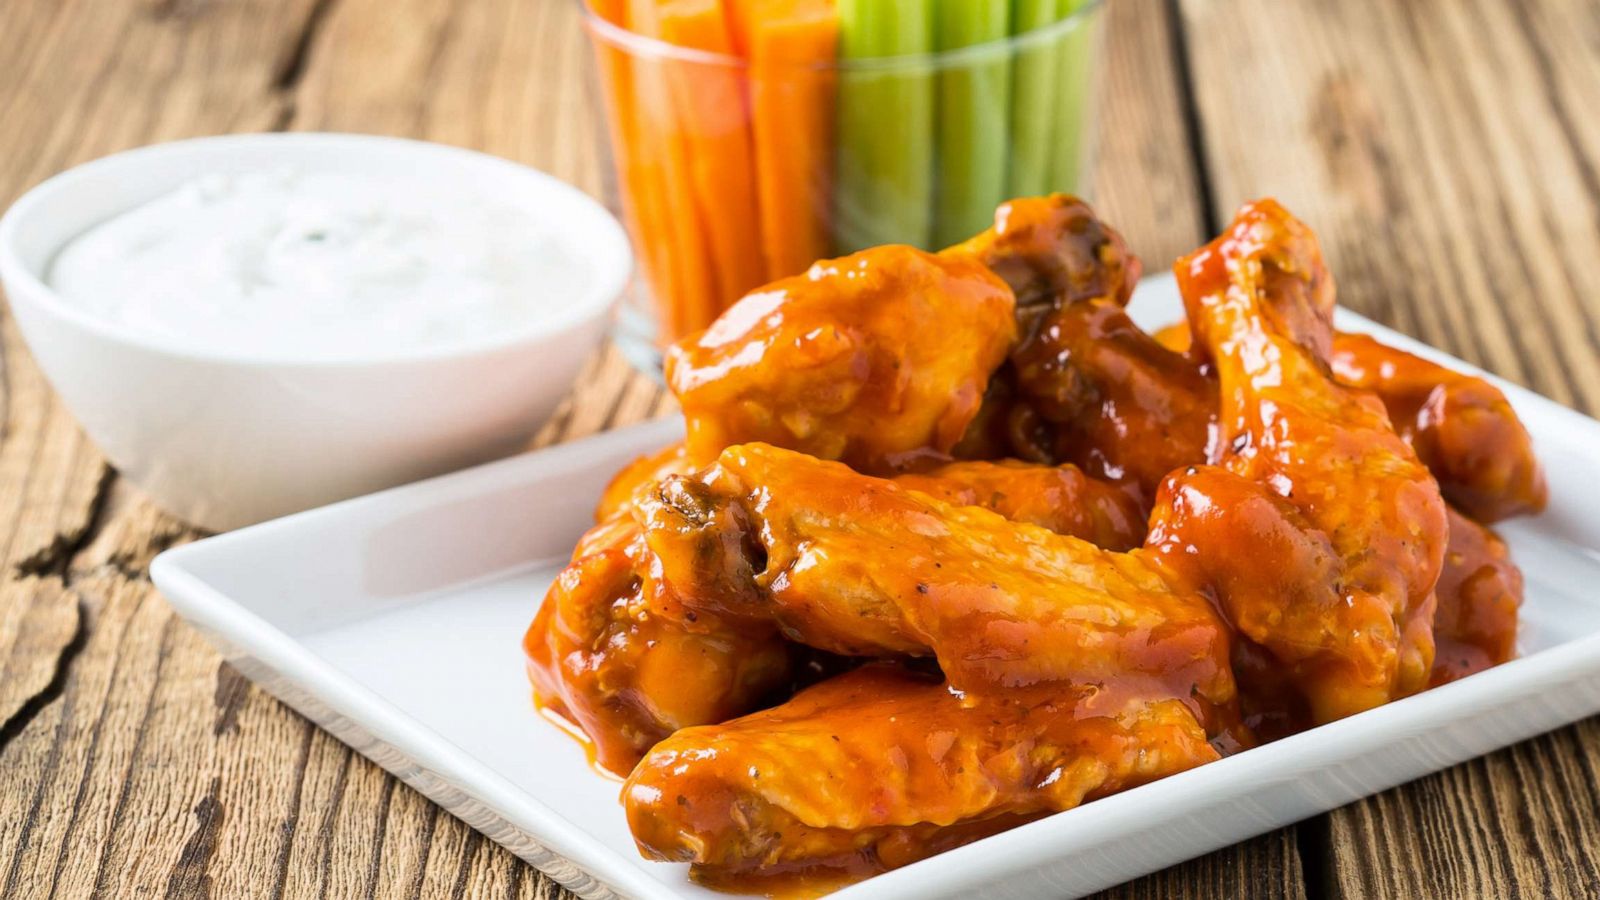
[{"x1": 0, "y1": 133, "x2": 632, "y2": 532}]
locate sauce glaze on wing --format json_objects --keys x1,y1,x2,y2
[
  {"x1": 1330, "y1": 333, "x2": 1548, "y2": 522},
  {"x1": 635, "y1": 443, "x2": 1241, "y2": 737},
  {"x1": 625, "y1": 665, "x2": 1219, "y2": 890},
  {"x1": 1158, "y1": 198, "x2": 1449, "y2": 724},
  {"x1": 950, "y1": 195, "x2": 1217, "y2": 503},
  {"x1": 667, "y1": 245, "x2": 1016, "y2": 473},
  {"x1": 523, "y1": 516, "x2": 792, "y2": 775}
]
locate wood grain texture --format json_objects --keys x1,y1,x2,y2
[
  {"x1": 1091, "y1": 0, "x2": 1212, "y2": 270},
  {"x1": 0, "y1": 0, "x2": 1595, "y2": 897},
  {"x1": 1181, "y1": 0, "x2": 1600, "y2": 896}
]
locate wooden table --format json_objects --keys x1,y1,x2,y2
[{"x1": 3, "y1": 0, "x2": 1599, "y2": 896}]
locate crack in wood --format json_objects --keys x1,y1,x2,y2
[
  {"x1": 13, "y1": 465, "x2": 114, "y2": 579},
  {"x1": 1165, "y1": 0, "x2": 1221, "y2": 235},
  {"x1": 1296, "y1": 813, "x2": 1335, "y2": 900},
  {"x1": 273, "y1": 0, "x2": 341, "y2": 92},
  {"x1": 0, "y1": 585, "x2": 87, "y2": 751},
  {"x1": 164, "y1": 776, "x2": 225, "y2": 899}
]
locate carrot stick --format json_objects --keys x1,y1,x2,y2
[
  {"x1": 625, "y1": 0, "x2": 720, "y2": 339},
  {"x1": 585, "y1": 0, "x2": 684, "y2": 338},
  {"x1": 657, "y1": 0, "x2": 769, "y2": 319},
  {"x1": 731, "y1": 0, "x2": 839, "y2": 279}
]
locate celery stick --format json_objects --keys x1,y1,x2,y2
[
  {"x1": 933, "y1": 0, "x2": 1012, "y2": 247},
  {"x1": 1008, "y1": 0, "x2": 1060, "y2": 198},
  {"x1": 1049, "y1": 0, "x2": 1096, "y2": 193},
  {"x1": 835, "y1": 0, "x2": 936, "y2": 252}
]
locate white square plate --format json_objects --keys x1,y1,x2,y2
[{"x1": 152, "y1": 274, "x2": 1600, "y2": 900}]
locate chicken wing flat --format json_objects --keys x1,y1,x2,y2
[
  {"x1": 624, "y1": 664, "x2": 1218, "y2": 889},
  {"x1": 1431, "y1": 506, "x2": 1522, "y2": 686},
  {"x1": 666, "y1": 245, "x2": 1016, "y2": 473},
  {"x1": 535, "y1": 446, "x2": 1155, "y2": 772},
  {"x1": 1159, "y1": 199, "x2": 1449, "y2": 723},
  {"x1": 1330, "y1": 333, "x2": 1547, "y2": 522},
  {"x1": 634, "y1": 443, "x2": 1241, "y2": 737},
  {"x1": 523, "y1": 516, "x2": 792, "y2": 774}
]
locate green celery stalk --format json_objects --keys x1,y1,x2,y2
[
  {"x1": 933, "y1": 0, "x2": 1012, "y2": 247},
  {"x1": 1008, "y1": 0, "x2": 1060, "y2": 198},
  {"x1": 1049, "y1": 0, "x2": 1096, "y2": 193},
  {"x1": 835, "y1": 0, "x2": 936, "y2": 252}
]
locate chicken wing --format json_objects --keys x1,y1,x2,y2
[
  {"x1": 624, "y1": 664, "x2": 1218, "y2": 889},
  {"x1": 634, "y1": 443, "x2": 1241, "y2": 736},
  {"x1": 1431, "y1": 506, "x2": 1522, "y2": 686},
  {"x1": 1154, "y1": 324, "x2": 1547, "y2": 526},
  {"x1": 949, "y1": 195, "x2": 1218, "y2": 501},
  {"x1": 594, "y1": 443, "x2": 693, "y2": 522},
  {"x1": 537, "y1": 446, "x2": 1155, "y2": 772},
  {"x1": 1026, "y1": 299, "x2": 1219, "y2": 501},
  {"x1": 666, "y1": 245, "x2": 1016, "y2": 473},
  {"x1": 1158, "y1": 198, "x2": 1449, "y2": 723},
  {"x1": 946, "y1": 193, "x2": 1140, "y2": 310},
  {"x1": 1330, "y1": 333, "x2": 1547, "y2": 522},
  {"x1": 523, "y1": 516, "x2": 792, "y2": 774}
]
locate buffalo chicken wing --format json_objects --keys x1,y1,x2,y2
[
  {"x1": 951, "y1": 195, "x2": 1220, "y2": 502},
  {"x1": 1330, "y1": 333, "x2": 1547, "y2": 522},
  {"x1": 523, "y1": 516, "x2": 792, "y2": 774},
  {"x1": 667, "y1": 245, "x2": 1016, "y2": 473},
  {"x1": 1159, "y1": 199, "x2": 1449, "y2": 723},
  {"x1": 625, "y1": 664, "x2": 1218, "y2": 888}
]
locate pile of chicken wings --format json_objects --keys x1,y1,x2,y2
[{"x1": 524, "y1": 197, "x2": 1546, "y2": 893}]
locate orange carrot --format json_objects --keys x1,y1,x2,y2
[
  {"x1": 729, "y1": 0, "x2": 839, "y2": 280},
  {"x1": 656, "y1": 0, "x2": 768, "y2": 321},
  {"x1": 586, "y1": 0, "x2": 683, "y2": 337},
  {"x1": 624, "y1": 0, "x2": 720, "y2": 339}
]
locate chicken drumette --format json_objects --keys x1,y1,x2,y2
[
  {"x1": 1153, "y1": 198, "x2": 1449, "y2": 723},
  {"x1": 523, "y1": 516, "x2": 793, "y2": 774},
  {"x1": 667, "y1": 245, "x2": 1016, "y2": 473},
  {"x1": 948, "y1": 195, "x2": 1220, "y2": 502},
  {"x1": 1330, "y1": 333, "x2": 1547, "y2": 522}
]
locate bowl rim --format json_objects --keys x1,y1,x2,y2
[
  {"x1": 0, "y1": 132, "x2": 634, "y2": 370},
  {"x1": 576, "y1": 0, "x2": 1105, "y2": 73}
]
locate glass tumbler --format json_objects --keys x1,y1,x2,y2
[{"x1": 578, "y1": 0, "x2": 1105, "y2": 364}]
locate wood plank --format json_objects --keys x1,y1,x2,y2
[
  {"x1": 1091, "y1": 0, "x2": 1212, "y2": 270},
  {"x1": 1180, "y1": 0, "x2": 1600, "y2": 896},
  {"x1": 0, "y1": 0, "x2": 325, "y2": 737}
]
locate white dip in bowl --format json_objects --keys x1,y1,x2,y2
[
  {"x1": 0, "y1": 134, "x2": 632, "y2": 531},
  {"x1": 49, "y1": 169, "x2": 593, "y2": 360}
]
